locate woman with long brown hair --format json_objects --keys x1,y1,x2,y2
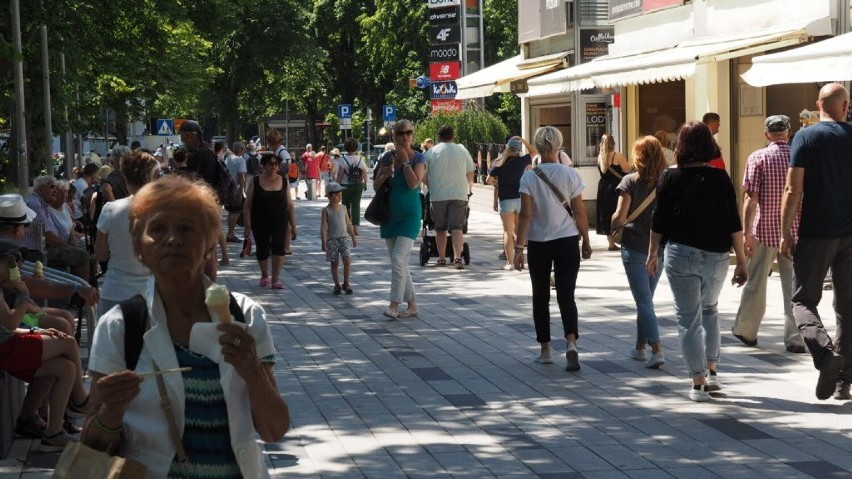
[{"x1": 612, "y1": 136, "x2": 668, "y2": 369}]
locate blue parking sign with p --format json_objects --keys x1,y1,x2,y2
[
  {"x1": 383, "y1": 105, "x2": 397, "y2": 122},
  {"x1": 338, "y1": 104, "x2": 352, "y2": 119}
]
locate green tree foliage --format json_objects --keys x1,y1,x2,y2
[{"x1": 416, "y1": 108, "x2": 509, "y2": 158}]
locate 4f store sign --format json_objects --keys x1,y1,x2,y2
[
  {"x1": 430, "y1": 81, "x2": 458, "y2": 100},
  {"x1": 427, "y1": 0, "x2": 460, "y2": 7},
  {"x1": 431, "y1": 25, "x2": 460, "y2": 45}
]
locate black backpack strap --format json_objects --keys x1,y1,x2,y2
[
  {"x1": 120, "y1": 294, "x2": 148, "y2": 371},
  {"x1": 228, "y1": 293, "x2": 246, "y2": 324}
]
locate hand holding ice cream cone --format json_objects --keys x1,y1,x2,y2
[{"x1": 205, "y1": 284, "x2": 232, "y2": 324}]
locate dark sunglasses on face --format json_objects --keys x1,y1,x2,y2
[{"x1": 395, "y1": 130, "x2": 414, "y2": 137}]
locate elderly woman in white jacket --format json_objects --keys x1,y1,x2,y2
[{"x1": 82, "y1": 176, "x2": 289, "y2": 478}]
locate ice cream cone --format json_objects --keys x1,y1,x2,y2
[{"x1": 205, "y1": 284, "x2": 232, "y2": 324}]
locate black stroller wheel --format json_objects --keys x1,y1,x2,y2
[
  {"x1": 419, "y1": 242, "x2": 429, "y2": 266},
  {"x1": 462, "y1": 243, "x2": 470, "y2": 265}
]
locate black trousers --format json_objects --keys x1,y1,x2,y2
[{"x1": 528, "y1": 235, "x2": 581, "y2": 344}]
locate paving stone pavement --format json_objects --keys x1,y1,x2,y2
[{"x1": 2, "y1": 182, "x2": 849, "y2": 479}]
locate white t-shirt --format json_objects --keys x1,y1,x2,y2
[
  {"x1": 72, "y1": 178, "x2": 89, "y2": 219},
  {"x1": 425, "y1": 142, "x2": 475, "y2": 202},
  {"x1": 96, "y1": 197, "x2": 151, "y2": 301},
  {"x1": 225, "y1": 154, "x2": 247, "y2": 184},
  {"x1": 49, "y1": 205, "x2": 73, "y2": 242},
  {"x1": 518, "y1": 163, "x2": 586, "y2": 242}
]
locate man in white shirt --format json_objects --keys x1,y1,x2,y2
[{"x1": 424, "y1": 126, "x2": 474, "y2": 269}]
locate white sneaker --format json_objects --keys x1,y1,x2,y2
[
  {"x1": 565, "y1": 347, "x2": 580, "y2": 371},
  {"x1": 706, "y1": 370, "x2": 721, "y2": 391},
  {"x1": 535, "y1": 350, "x2": 553, "y2": 364},
  {"x1": 645, "y1": 351, "x2": 665, "y2": 369},
  {"x1": 629, "y1": 346, "x2": 647, "y2": 361},
  {"x1": 689, "y1": 384, "x2": 711, "y2": 402}
]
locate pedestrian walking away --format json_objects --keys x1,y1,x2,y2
[
  {"x1": 336, "y1": 138, "x2": 368, "y2": 236},
  {"x1": 595, "y1": 133, "x2": 630, "y2": 251},
  {"x1": 514, "y1": 126, "x2": 592, "y2": 371},
  {"x1": 487, "y1": 136, "x2": 536, "y2": 270},
  {"x1": 781, "y1": 83, "x2": 852, "y2": 401}
]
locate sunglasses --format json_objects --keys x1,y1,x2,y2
[{"x1": 395, "y1": 130, "x2": 414, "y2": 137}]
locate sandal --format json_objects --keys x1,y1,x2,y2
[
  {"x1": 454, "y1": 258, "x2": 464, "y2": 270},
  {"x1": 272, "y1": 281, "x2": 285, "y2": 290},
  {"x1": 398, "y1": 309, "x2": 418, "y2": 319},
  {"x1": 259, "y1": 277, "x2": 271, "y2": 287},
  {"x1": 66, "y1": 396, "x2": 89, "y2": 418},
  {"x1": 436, "y1": 259, "x2": 447, "y2": 266},
  {"x1": 333, "y1": 285, "x2": 342, "y2": 295},
  {"x1": 383, "y1": 308, "x2": 399, "y2": 320}
]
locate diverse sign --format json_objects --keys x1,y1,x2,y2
[
  {"x1": 156, "y1": 119, "x2": 174, "y2": 136},
  {"x1": 431, "y1": 99, "x2": 464, "y2": 113},
  {"x1": 430, "y1": 62, "x2": 461, "y2": 81},
  {"x1": 428, "y1": 6, "x2": 460, "y2": 25},
  {"x1": 428, "y1": 44, "x2": 461, "y2": 61},
  {"x1": 431, "y1": 24, "x2": 460, "y2": 45},
  {"x1": 427, "y1": 0, "x2": 460, "y2": 7},
  {"x1": 430, "y1": 81, "x2": 458, "y2": 100},
  {"x1": 382, "y1": 105, "x2": 397, "y2": 123},
  {"x1": 579, "y1": 27, "x2": 615, "y2": 63}
]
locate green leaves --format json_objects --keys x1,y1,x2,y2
[{"x1": 416, "y1": 108, "x2": 510, "y2": 157}]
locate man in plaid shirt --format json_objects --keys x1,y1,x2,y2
[{"x1": 732, "y1": 115, "x2": 805, "y2": 353}]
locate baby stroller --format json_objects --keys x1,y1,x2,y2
[{"x1": 419, "y1": 191, "x2": 471, "y2": 266}]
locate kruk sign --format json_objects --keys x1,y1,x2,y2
[
  {"x1": 431, "y1": 25, "x2": 460, "y2": 45},
  {"x1": 428, "y1": 44, "x2": 461, "y2": 61},
  {"x1": 428, "y1": 6, "x2": 459, "y2": 25},
  {"x1": 427, "y1": 0, "x2": 460, "y2": 8},
  {"x1": 430, "y1": 62, "x2": 461, "y2": 81},
  {"x1": 430, "y1": 81, "x2": 458, "y2": 100}
]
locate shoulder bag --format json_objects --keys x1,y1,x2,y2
[
  {"x1": 364, "y1": 178, "x2": 391, "y2": 226},
  {"x1": 533, "y1": 167, "x2": 574, "y2": 218},
  {"x1": 612, "y1": 188, "x2": 656, "y2": 244},
  {"x1": 52, "y1": 442, "x2": 147, "y2": 478}
]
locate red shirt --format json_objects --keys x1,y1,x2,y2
[{"x1": 303, "y1": 156, "x2": 321, "y2": 179}]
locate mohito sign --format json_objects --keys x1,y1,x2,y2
[
  {"x1": 427, "y1": 0, "x2": 460, "y2": 8},
  {"x1": 430, "y1": 62, "x2": 461, "y2": 81},
  {"x1": 428, "y1": 44, "x2": 461, "y2": 61},
  {"x1": 431, "y1": 99, "x2": 464, "y2": 113}
]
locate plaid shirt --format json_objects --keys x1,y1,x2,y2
[{"x1": 742, "y1": 141, "x2": 799, "y2": 249}]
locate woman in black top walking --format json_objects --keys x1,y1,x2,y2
[{"x1": 596, "y1": 133, "x2": 630, "y2": 250}]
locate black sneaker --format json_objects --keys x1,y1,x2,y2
[
  {"x1": 15, "y1": 415, "x2": 45, "y2": 439},
  {"x1": 834, "y1": 381, "x2": 851, "y2": 400},
  {"x1": 332, "y1": 285, "x2": 342, "y2": 295},
  {"x1": 817, "y1": 352, "x2": 844, "y2": 400}
]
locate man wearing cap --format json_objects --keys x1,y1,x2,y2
[
  {"x1": 179, "y1": 120, "x2": 218, "y2": 188},
  {"x1": 781, "y1": 83, "x2": 852, "y2": 400},
  {"x1": 731, "y1": 115, "x2": 805, "y2": 353},
  {"x1": 20, "y1": 177, "x2": 91, "y2": 283},
  {"x1": 423, "y1": 125, "x2": 475, "y2": 269}
]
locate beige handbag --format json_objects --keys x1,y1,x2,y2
[
  {"x1": 51, "y1": 441, "x2": 147, "y2": 479},
  {"x1": 612, "y1": 189, "x2": 656, "y2": 244}
]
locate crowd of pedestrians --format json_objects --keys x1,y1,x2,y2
[{"x1": 0, "y1": 83, "x2": 849, "y2": 475}]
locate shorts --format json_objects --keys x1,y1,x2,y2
[
  {"x1": 22, "y1": 312, "x2": 45, "y2": 328},
  {"x1": 431, "y1": 200, "x2": 468, "y2": 232},
  {"x1": 499, "y1": 198, "x2": 521, "y2": 214},
  {"x1": 326, "y1": 237, "x2": 352, "y2": 262},
  {"x1": 0, "y1": 333, "x2": 44, "y2": 382},
  {"x1": 46, "y1": 245, "x2": 89, "y2": 269}
]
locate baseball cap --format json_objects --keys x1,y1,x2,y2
[{"x1": 765, "y1": 115, "x2": 790, "y2": 132}]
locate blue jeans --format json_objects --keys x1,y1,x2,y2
[
  {"x1": 621, "y1": 246, "x2": 663, "y2": 345},
  {"x1": 664, "y1": 242, "x2": 729, "y2": 378}
]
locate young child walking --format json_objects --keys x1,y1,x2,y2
[{"x1": 321, "y1": 183, "x2": 356, "y2": 295}]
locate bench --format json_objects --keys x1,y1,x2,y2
[{"x1": 0, "y1": 370, "x2": 25, "y2": 460}]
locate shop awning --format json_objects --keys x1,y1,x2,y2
[
  {"x1": 525, "y1": 19, "x2": 827, "y2": 97},
  {"x1": 741, "y1": 32, "x2": 852, "y2": 86},
  {"x1": 454, "y1": 52, "x2": 569, "y2": 100}
]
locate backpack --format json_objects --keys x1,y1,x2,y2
[
  {"x1": 246, "y1": 153, "x2": 261, "y2": 176},
  {"x1": 215, "y1": 157, "x2": 242, "y2": 208},
  {"x1": 343, "y1": 156, "x2": 364, "y2": 184},
  {"x1": 288, "y1": 160, "x2": 300, "y2": 182},
  {"x1": 119, "y1": 293, "x2": 245, "y2": 370}
]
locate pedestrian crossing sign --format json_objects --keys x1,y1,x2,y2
[{"x1": 157, "y1": 119, "x2": 174, "y2": 136}]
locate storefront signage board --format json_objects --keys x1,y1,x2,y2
[
  {"x1": 428, "y1": 0, "x2": 460, "y2": 8},
  {"x1": 585, "y1": 101, "x2": 608, "y2": 164},
  {"x1": 580, "y1": 27, "x2": 615, "y2": 63},
  {"x1": 429, "y1": 6, "x2": 460, "y2": 25},
  {"x1": 540, "y1": 0, "x2": 568, "y2": 39},
  {"x1": 429, "y1": 44, "x2": 462, "y2": 61},
  {"x1": 430, "y1": 62, "x2": 461, "y2": 81},
  {"x1": 431, "y1": 100, "x2": 464, "y2": 113},
  {"x1": 431, "y1": 24, "x2": 461, "y2": 45}
]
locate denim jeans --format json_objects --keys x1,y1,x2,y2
[
  {"x1": 385, "y1": 236, "x2": 416, "y2": 304},
  {"x1": 527, "y1": 236, "x2": 580, "y2": 343},
  {"x1": 664, "y1": 242, "x2": 729, "y2": 378},
  {"x1": 621, "y1": 246, "x2": 663, "y2": 345}
]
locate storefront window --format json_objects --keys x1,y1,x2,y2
[
  {"x1": 535, "y1": 105, "x2": 572, "y2": 160},
  {"x1": 638, "y1": 81, "x2": 685, "y2": 146}
]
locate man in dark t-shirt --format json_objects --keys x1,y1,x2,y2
[{"x1": 781, "y1": 83, "x2": 852, "y2": 401}]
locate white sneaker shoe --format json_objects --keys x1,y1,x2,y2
[
  {"x1": 535, "y1": 350, "x2": 553, "y2": 364},
  {"x1": 565, "y1": 347, "x2": 580, "y2": 371},
  {"x1": 689, "y1": 384, "x2": 711, "y2": 402},
  {"x1": 645, "y1": 351, "x2": 665, "y2": 369},
  {"x1": 706, "y1": 370, "x2": 721, "y2": 391},
  {"x1": 629, "y1": 346, "x2": 647, "y2": 361}
]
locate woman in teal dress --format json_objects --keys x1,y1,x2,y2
[{"x1": 375, "y1": 119, "x2": 427, "y2": 320}]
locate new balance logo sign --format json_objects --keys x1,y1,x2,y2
[
  {"x1": 439, "y1": 65, "x2": 450, "y2": 75},
  {"x1": 435, "y1": 28, "x2": 451, "y2": 42}
]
